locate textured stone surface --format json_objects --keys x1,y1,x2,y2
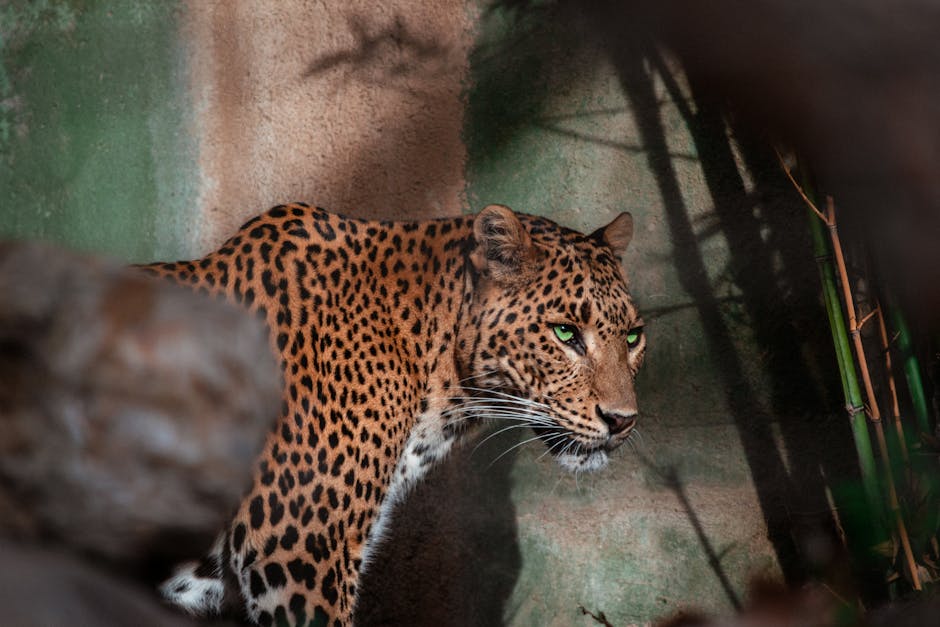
[{"x1": 0, "y1": 242, "x2": 279, "y2": 565}]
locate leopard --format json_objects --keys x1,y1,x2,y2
[{"x1": 143, "y1": 202, "x2": 646, "y2": 626}]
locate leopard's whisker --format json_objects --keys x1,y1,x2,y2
[
  {"x1": 555, "y1": 437, "x2": 578, "y2": 463},
  {"x1": 440, "y1": 401, "x2": 556, "y2": 425},
  {"x1": 536, "y1": 433, "x2": 572, "y2": 462},
  {"x1": 443, "y1": 395, "x2": 539, "y2": 406},
  {"x1": 626, "y1": 436, "x2": 639, "y2": 455},
  {"x1": 437, "y1": 400, "x2": 553, "y2": 420},
  {"x1": 458, "y1": 371, "x2": 499, "y2": 384},
  {"x1": 534, "y1": 429, "x2": 571, "y2": 445},
  {"x1": 445, "y1": 414, "x2": 546, "y2": 425},
  {"x1": 487, "y1": 431, "x2": 562, "y2": 469},
  {"x1": 441, "y1": 396, "x2": 547, "y2": 408},
  {"x1": 439, "y1": 400, "x2": 551, "y2": 416},
  {"x1": 457, "y1": 386, "x2": 553, "y2": 410},
  {"x1": 442, "y1": 408, "x2": 556, "y2": 427},
  {"x1": 534, "y1": 431, "x2": 572, "y2": 456},
  {"x1": 630, "y1": 428, "x2": 645, "y2": 450},
  {"x1": 474, "y1": 421, "x2": 553, "y2": 446},
  {"x1": 448, "y1": 417, "x2": 559, "y2": 436},
  {"x1": 441, "y1": 404, "x2": 544, "y2": 416},
  {"x1": 472, "y1": 423, "x2": 565, "y2": 456},
  {"x1": 446, "y1": 418, "x2": 555, "y2": 433}
]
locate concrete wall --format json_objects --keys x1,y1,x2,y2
[
  {"x1": 1, "y1": 2, "x2": 857, "y2": 625},
  {"x1": 181, "y1": 1, "x2": 473, "y2": 253}
]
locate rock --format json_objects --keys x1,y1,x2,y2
[{"x1": 0, "y1": 241, "x2": 279, "y2": 565}]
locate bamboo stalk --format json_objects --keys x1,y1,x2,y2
[
  {"x1": 778, "y1": 148, "x2": 919, "y2": 589},
  {"x1": 876, "y1": 301, "x2": 910, "y2": 465},
  {"x1": 887, "y1": 299, "x2": 932, "y2": 435},
  {"x1": 825, "y1": 197, "x2": 922, "y2": 591},
  {"x1": 805, "y1": 201, "x2": 882, "y2": 523}
]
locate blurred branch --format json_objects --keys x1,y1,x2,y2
[
  {"x1": 579, "y1": 605, "x2": 615, "y2": 627},
  {"x1": 774, "y1": 149, "x2": 828, "y2": 224}
]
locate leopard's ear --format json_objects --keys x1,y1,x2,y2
[
  {"x1": 591, "y1": 212, "x2": 633, "y2": 258},
  {"x1": 471, "y1": 204, "x2": 535, "y2": 283}
]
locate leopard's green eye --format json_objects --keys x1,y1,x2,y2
[
  {"x1": 627, "y1": 327, "x2": 643, "y2": 348},
  {"x1": 553, "y1": 324, "x2": 578, "y2": 343}
]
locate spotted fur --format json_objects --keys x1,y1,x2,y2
[{"x1": 144, "y1": 203, "x2": 645, "y2": 626}]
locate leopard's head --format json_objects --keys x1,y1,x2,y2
[{"x1": 458, "y1": 204, "x2": 645, "y2": 472}]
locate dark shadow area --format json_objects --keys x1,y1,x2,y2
[
  {"x1": 650, "y1": 44, "x2": 865, "y2": 577},
  {"x1": 355, "y1": 432, "x2": 522, "y2": 627}
]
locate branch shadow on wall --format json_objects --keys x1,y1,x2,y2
[
  {"x1": 213, "y1": 9, "x2": 469, "y2": 224},
  {"x1": 641, "y1": 457, "x2": 743, "y2": 611},
  {"x1": 612, "y1": 33, "x2": 811, "y2": 584},
  {"x1": 304, "y1": 14, "x2": 451, "y2": 81}
]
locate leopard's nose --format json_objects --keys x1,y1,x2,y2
[{"x1": 596, "y1": 406, "x2": 637, "y2": 436}]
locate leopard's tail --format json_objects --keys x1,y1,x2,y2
[{"x1": 159, "y1": 531, "x2": 232, "y2": 616}]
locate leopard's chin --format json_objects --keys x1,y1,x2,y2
[
  {"x1": 530, "y1": 425, "x2": 612, "y2": 473},
  {"x1": 556, "y1": 448, "x2": 609, "y2": 473}
]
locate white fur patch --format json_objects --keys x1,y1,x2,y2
[
  {"x1": 159, "y1": 533, "x2": 225, "y2": 615},
  {"x1": 557, "y1": 448, "x2": 609, "y2": 473},
  {"x1": 159, "y1": 560, "x2": 225, "y2": 615}
]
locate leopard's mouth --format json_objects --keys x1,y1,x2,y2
[{"x1": 455, "y1": 383, "x2": 618, "y2": 473}]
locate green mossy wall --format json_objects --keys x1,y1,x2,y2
[{"x1": 0, "y1": 0, "x2": 195, "y2": 261}]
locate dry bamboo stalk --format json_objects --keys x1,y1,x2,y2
[
  {"x1": 876, "y1": 301, "x2": 910, "y2": 465},
  {"x1": 825, "y1": 197, "x2": 921, "y2": 591}
]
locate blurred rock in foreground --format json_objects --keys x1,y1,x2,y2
[{"x1": 0, "y1": 241, "x2": 279, "y2": 565}]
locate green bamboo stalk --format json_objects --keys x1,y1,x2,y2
[
  {"x1": 807, "y1": 208, "x2": 882, "y2": 519},
  {"x1": 824, "y1": 195, "x2": 921, "y2": 589},
  {"x1": 886, "y1": 297, "x2": 932, "y2": 435}
]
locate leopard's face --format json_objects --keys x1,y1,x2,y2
[{"x1": 459, "y1": 205, "x2": 645, "y2": 472}]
